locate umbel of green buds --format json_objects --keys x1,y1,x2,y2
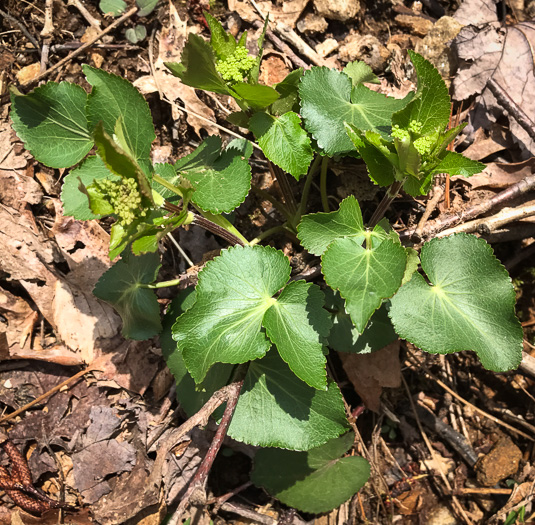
[
  {"x1": 94, "y1": 178, "x2": 146, "y2": 226},
  {"x1": 216, "y1": 46, "x2": 256, "y2": 83}
]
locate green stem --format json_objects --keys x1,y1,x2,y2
[
  {"x1": 249, "y1": 225, "x2": 288, "y2": 245},
  {"x1": 368, "y1": 179, "x2": 405, "y2": 228},
  {"x1": 251, "y1": 185, "x2": 292, "y2": 221},
  {"x1": 320, "y1": 156, "x2": 330, "y2": 212},
  {"x1": 153, "y1": 174, "x2": 183, "y2": 198},
  {"x1": 140, "y1": 278, "x2": 181, "y2": 289},
  {"x1": 199, "y1": 210, "x2": 249, "y2": 245},
  {"x1": 297, "y1": 154, "x2": 322, "y2": 221}
]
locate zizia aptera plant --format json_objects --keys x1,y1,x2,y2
[{"x1": 9, "y1": 13, "x2": 523, "y2": 514}]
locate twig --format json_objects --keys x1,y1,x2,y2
[
  {"x1": 401, "y1": 374, "x2": 474, "y2": 525},
  {"x1": 274, "y1": 22, "x2": 326, "y2": 67},
  {"x1": 169, "y1": 379, "x2": 245, "y2": 524},
  {"x1": 40, "y1": 0, "x2": 54, "y2": 38},
  {"x1": 19, "y1": 6, "x2": 138, "y2": 87},
  {"x1": 252, "y1": 20, "x2": 308, "y2": 70},
  {"x1": 487, "y1": 77, "x2": 535, "y2": 144},
  {"x1": 519, "y1": 351, "x2": 535, "y2": 379},
  {"x1": 67, "y1": 0, "x2": 101, "y2": 29},
  {"x1": 219, "y1": 502, "x2": 277, "y2": 525},
  {"x1": 412, "y1": 184, "x2": 445, "y2": 243},
  {"x1": 0, "y1": 7, "x2": 41, "y2": 56},
  {"x1": 401, "y1": 174, "x2": 535, "y2": 241},
  {"x1": 435, "y1": 202, "x2": 535, "y2": 238},
  {"x1": 455, "y1": 487, "x2": 512, "y2": 496},
  {"x1": 407, "y1": 350, "x2": 535, "y2": 441}
]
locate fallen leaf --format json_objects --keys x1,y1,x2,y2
[{"x1": 339, "y1": 341, "x2": 401, "y2": 412}]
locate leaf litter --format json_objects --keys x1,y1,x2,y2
[{"x1": 1, "y1": 0, "x2": 535, "y2": 522}]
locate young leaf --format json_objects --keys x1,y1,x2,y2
[
  {"x1": 83, "y1": 65, "x2": 156, "y2": 175},
  {"x1": 231, "y1": 83, "x2": 280, "y2": 109},
  {"x1": 299, "y1": 67, "x2": 412, "y2": 157},
  {"x1": 297, "y1": 196, "x2": 364, "y2": 256},
  {"x1": 344, "y1": 124, "x2": 397, "y2": 186},
  {"x1": 251, "y1": 432, "x2": 370, "y2": 513},
  {"x1": 204, "y1": 12, "x2": 236, "y2": 59},
  {"x1": 125, "y1": 24, "x2": 147, "y2": 44},
  {"x1": 176, "y1": 136, "x2": 252, "y2": 214},
  {"x1": 136, "y1": 0, "x2": 158, "y2": 17},
  {"x1": 92, "y1": 122, "x2": 154, "y2": 204},
  {"x1": 249, "y1": 111, "x2": 313, "y2": 180},
  {"x1": 389, "y1": 233, "x2": 523, "y2": 372},
  {"x1": 392, "y1": 51, "x2": 451, "y2": 136},
  {"x1": 99, "y1": 0, "x2": 126, "y2": 16},
  {"x1": 61, "y1": 156, "x2": 119, "y2": 220},
  {"x1": 10, "y1": 82, "x2": 93, "y2": 168},
  {"x1": 165, "y1": 34, "x2": 231, "y2": 95},
  {"x1": 325, "y1": 291, "x2": 397, "y2": 354},
  {"x1": 228, "y1": 350, "x2": 349, "y2": 450},
  {"x1": 343, "y1": 61, "x2": 379, "y2": 86},
  {"x1": 270, "y1": 68, "x2": 304, "y2": 115},
  {"x1": 323, "y1": 237, "x2": 407, "y2": 333},
  {"x1": 431, "y1": 151, "x2": 485, "y2": 177},
  {"x1": 93, "y1": 250, "x2": 162, "y2": 340},
  {"x1": 263, "y1": 281, "x2": 331, "y2": 390}
]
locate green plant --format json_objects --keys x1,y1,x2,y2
[{"x1": 9, "y1": 14, "x2": 523, "y2": 515}]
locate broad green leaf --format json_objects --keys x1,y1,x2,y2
[
  {"x1": 389, "y1": 234, "x2": 523, "y2": 372},
  {"x1": 152, "y1": 162, "x2": 182, "y2": 202},
  {"x1": 392, "y1": 51, "x2": 451, "y2": 136},
  {"x1": 136, "y1": 0, "x2": 158, "y2": 17},
  {"x1": 251, "y1": 432, "x2": 370, "y2": 513},
  {"x1": 205, "y1": 12, "x2": 236, "y2": 59},
  {"x1": 249, "y1": 111, "x2": 313, "y2": 180},
  {"x1": 172, "y1": 245, "x2": 290, "y2": 383},
  {"x1": 297, "y1": 196, "x2": 364, "y2": 256},
  {"x1": 325, "y1": 291, "x2": 397, "y2": 353},
  {"x1": 175, "y1": 136, "x2": 252, "y2": 214},
  {"x1": 93, "y1": 250, "x2": 162, "y2": 339},
  {"x1": 165, "y1": 34, "x2": 231, "y2": 95},
  {"x1": 323, "y1": 237, "x2": 407, "y2": 332},
  {"x1": 61, "y1": 156, "x2": 119, "y2": 220},
  {"x1": 343, "y1": 61, "x2": 379, "y2": 86},
  {"x1": 161, "y1": 291, "x2": 234, "y2": 416},
  {"x1": 83, "y1": 65, "x2": 155, "y2": 175},
  {"x1": 299, "y1": 67, "x2": 412, "y2": 157},
  {"x1": 125, "y1": 24, "x2": 147, "y2": 44},
  {"x1": 10, "y1": 82, "x2": 92, "y2": 168},
  {"x1": 345, "y1": 124, "x2": 397, "y2": 187},
  {"x1": 263, "y1": 281, "x2": 331, "y2": 390},
  {"x1": 99, "y1": 0, "x2": 126, "y2": 16},
  {"x1": 431, "y1": 151, "x2": 485, "y2": 177},
  {"x1": 271, "y1": 68, "x2": 303, "y2": 115},
  {"x1": 93, "y1": 122, "x2": 154, "y2": 203},
  {"x1": 229, "y1": 351, "x2": 349, "y2": 450},
  {"x1": 231, "y1": 83, "x2": 280, "y2": 109}
]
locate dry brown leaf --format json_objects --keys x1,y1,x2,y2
[
  {"x1": 453, "y1": 20, "x2": 535, "y2": 156},
  {"x1": 133, "y1": 1, "x2": 218, "y2": 137},
  {"x1": 339, "y1": 341, "x2": 401, "y2": 412},
  {"x1": 453, "y1": 0, "x2": 499, "y2": 26},
  {"x1": 15, "y1": 63, "x2": 41, "y2": 85},
  {"x1": 455, "y1": 157, "x2": 535, "y2": 189}
]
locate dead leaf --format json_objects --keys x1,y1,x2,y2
[
  {"x1": 453, "y1": 0, "x2": 499, "y2": 26},
  {"x1": 15, "y1": 64, "x2": 41, "y2": 85},
  {"x1": 133, "y1": 1, "x2": 218, "y2": 137},
  {"x1": 453, "y1": 20, "x2": 535, "y2": 156},
  {"x1": 454, "y1": 157, "x2": 535, "y2": 189},
  {"x1": 339, "y1": 341, "x2": 401, "y2": 412}
]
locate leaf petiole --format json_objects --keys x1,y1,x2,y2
[
  {"x1": 139, "y1": 278, "x2": 181, "y2": 289},
  {"x1": 153, "y1": 173, "x2": 184, "y2": 198}
]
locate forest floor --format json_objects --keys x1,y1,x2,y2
[{"x1": 1, "y1": 0, "x2": 535, "y2": 523}]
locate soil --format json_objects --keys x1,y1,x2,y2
[{"x1": 1, "y1": 0, "x2": 535, "y2": 524}]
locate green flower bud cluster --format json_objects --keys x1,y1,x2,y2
[
  {"x1": 413, "y1": 135, "x2": 435, "y2": 156},
  {"x1": 95, "y1": 178, "x2": 146, "y2": 226},
  {"x1": 391, "y1": 124, "x2": 410, "y2": 142},
  {"x1": 392, "y1": 120, "x2": 435, "y2": 156},
  {"x1": 216, "y1": 46, "x2": 256, "y2": 83}
]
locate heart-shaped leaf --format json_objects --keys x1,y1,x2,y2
[{"x1": 389, "y1": 234, "x2": 523, "y2": 371}]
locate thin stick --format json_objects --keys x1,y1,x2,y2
[
  {"x1": 20, "y1": 7, "x2": 138, "y2": 87},
  {"x1": 0, "y1": 7, "x2": 41, "y2": 55},
  {"x1": 412, "y1": 184, "x2": 445, "y2": 243},
  {"x1": 407, "y1": 351, "x2": 535, "y2": 441},
  {"x1": 169, "y1": 379, "x2": 245, "y2": 524},
  {"x1": 401, "y1": 374, "x2": 474, "y2": 525},
  {"x1": 67, "y1": 0, "x2": 101, "y2": 29},
  {"x1": 0, "y1": 366, "x2": 94, "y2": 424},
  {"x1": 456, "y1": 487, "x2": 512, "y2": 496}
]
